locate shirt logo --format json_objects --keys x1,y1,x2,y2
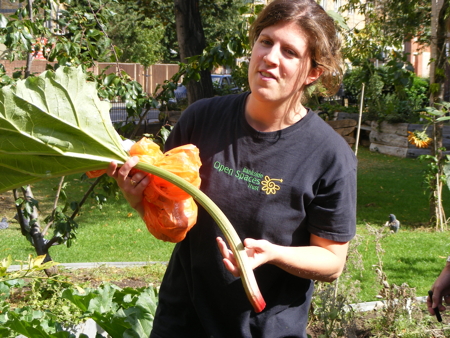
[
  {"x1": 213, "y1": 160, "x2": 283, "y2": 195},
  {"x1": 261, "y1": 176, "x2": 283, "y2": 195}
]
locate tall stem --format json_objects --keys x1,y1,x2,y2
[{"x1": 135, "y1": 161, "x2": 266, "y2": 313}]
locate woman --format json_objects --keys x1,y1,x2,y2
[{"x1": 108, "y1": 0, "x2": 356, "y2": 337}]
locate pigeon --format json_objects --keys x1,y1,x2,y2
[
  {"x1": 386, "y1": 214, "x2": 400, "y2": 233},
  {"x1": 0, "y1": 217, "x2": 9, "y2": 230}
]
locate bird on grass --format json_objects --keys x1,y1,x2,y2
[
  {"x1": 0, "y1": 217, "x2": 9, "y2": 230},
  {"x1": 385, "y1": 214, "x2": 400, "y2": 233}
]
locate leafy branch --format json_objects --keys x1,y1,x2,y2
[{"x1": 408, "y1": 102, "x2": 450, "y2": 230}]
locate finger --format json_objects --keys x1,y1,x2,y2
[
  {"x1": 132, "y1": 175, "x2": 150, "y2": 194},
  {"x1": 223, "y1": 258, "x2": 240, "y2": 277},
  {"x1": 243, "y1": 237, "x2": 255, "y2": 247},
  {"x1": 429, "y1": 290, "x2": 446, "y2": 314},
  {"x1": 117, "y1": 156, "x2": 140, "y2": 183},
  {"x1": 106, "y1": 161, "x2": 118, "y2": 178},
  {"x1": 427, "y1": 296, "x2": 437, "y2": 315},
  {"x1": 432, "y1": 292, "x2": 441, "y2": 310},
  {"x1": 216, "y1": 237, "x2": 232, "y2": 260},
  {"x1": 130, "y1": 172, "x2": 147, "y2": 185},
  {"x1": 216, "y1": 237, "x2": 239, "y2": 273}
]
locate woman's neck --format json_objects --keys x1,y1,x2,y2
[{"x1": 245, "y1": 93, "x2": 307, "y2": 132}]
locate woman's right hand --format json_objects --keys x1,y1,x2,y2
[
  {"x1": 106, "y1": 156, "x2": 150, "y2": 218},
  {"x1": 428, "y1": 264, "x2": 450, "y2": 316}
]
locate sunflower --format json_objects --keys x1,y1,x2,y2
[{"x1": 407, "y1": 130, "x2": 432, "y2": 149}]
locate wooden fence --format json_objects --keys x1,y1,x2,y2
[{"x1": 0, "y1": 60, "x2": 179, "y2": 95}]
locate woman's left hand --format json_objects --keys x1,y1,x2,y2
[
  {"x1": 217, "y1": 234, "x2": 349, "y2": 282},
  {"x1": 216, "y1": 237, "x2": 274, "y2": 277}
]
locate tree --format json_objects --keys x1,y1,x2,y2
[
  {"x1": 135, "y1": 0, "x2": 247, "y2": 63},
  {"x1": 174, "y1": 0, "x2": 214, "y2": 104},
  {"x1": 341, "y1": 0, "x2": 431, "y2": 62},
  {"x1": 130, "y1": 0, "x2": 248, "y2": 104},
  {"x1": 107, "y1": 2, "x2": 165, "y2": 67},
  {"x1": 425, "y1": 0, "x2": 450, "y2": 230}
]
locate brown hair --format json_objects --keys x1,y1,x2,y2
[{"x1": 249, "y1": 0, "x2": 343, "y2": 97}]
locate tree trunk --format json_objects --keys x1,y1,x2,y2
[
  {"x1": 25, "y1": 0, "x2": 34, "y2": 78},
  {"x1": 13, "y1": 187, "x2": 58, "y2": 276},
  {"x1": 428, "y1": 0, "x2": 449, "y2": 230},
  {"x1": 174, "y1": 0, "x2": 214, "y2": 104}
]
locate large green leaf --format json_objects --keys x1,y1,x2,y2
[
  {"x1": 62, "y1": 284, "x2": 156, "y2": 338},
  {"x1": 0, "y1": 66, "x2": 129, "y2": 193},
  {"x1": 0, "y1": 66, "x2": 266, "y2": 313}
]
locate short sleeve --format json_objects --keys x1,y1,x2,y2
[{"x1": 306, "y1": 167, "x2": 356, "y2": 243}]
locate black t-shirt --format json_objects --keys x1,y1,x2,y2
[{"x1": 150, "y1": 92, "x2": 357, "y2": 338}]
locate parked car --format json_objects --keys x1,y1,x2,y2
[
  {"x1": 211, "y1": 74, "x2": 240, "y2": 95},
  {"x1": 174, "y1": 83, "x2": 187, "y2": 101},
  {"x1": 171, "y1": 74, "x2": 240, "y2": 102}
]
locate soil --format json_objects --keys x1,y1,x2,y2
[{"x1": 64, "y1": 268, "x2": 153, "y2": 289}]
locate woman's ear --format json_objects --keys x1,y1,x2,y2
[{"x1": 305, "y1": 66, "x2": 323, "y2": 85}]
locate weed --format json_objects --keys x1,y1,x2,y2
[
  {"x1": 366, "y1": 224, "x2": 429, "y2": 337},
  {"x1": 309, "y1": 233, "x2": 364, "y2": 337},
  {"x1": 311, "y1": 281, "x2": 358, "y2": 338}
]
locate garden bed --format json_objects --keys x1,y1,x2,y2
[
  {"x1": 7, "y1": 265, "x2": 450, "y2": 338},
  {"x1": 369, "y1": 121, "x2": 450, "y2": 158},
  {"x1": 334, "y1": 112, "x2": 450, "y2": 158}
]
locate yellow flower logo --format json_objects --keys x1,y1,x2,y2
[{"x1": 261, "y1": 176, "x2": 283, "y2": 195}]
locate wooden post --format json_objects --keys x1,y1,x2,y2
[{"x1": 354, "y1": 83, "x2": 365, "y2": 156}]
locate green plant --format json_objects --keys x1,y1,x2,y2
[
  {"x1": 1, "y1": 255, "x2": 59, "y2": 284},
  {"x1": 0, "y1": 255, "x2": 160, "y2": 338},
  {"x1": 363, "y1": 224, "x2": 430, "y2": 337},
  {"x1": 0, "y1": 66, "x2": 266, "y2": 312},
  {"x1": 309, "y1": 100, "x2": 358, "y2": 121},
  {"x1": 0, "y1": 255, "x2": 87, "y2": 338},
  {"x1": 342, "y1": 56, "x2": 429, "y2": 123},
  {"x1": 3, "y1": 147, "x2": 450, "y2": 305},
  {"x1": 62, "y1": 283, "x2": 158, "y2": 338},
  {"x1": 231, "y1": 61, "x2": 250, "y2": 92},
  {"x1": 311, "y1": 282, "x2": 357, "y2": 338},
  {"x1": 409, "y1": 102, "x2": 450, "y2": 231},
  {"x1": 0, "y1": 0, "x2": 161, "y2": 273},
  {"x1": 107, "y1": 3, "x2": 165, "y2": 67},
  {"x1": 212, "y1": 79, "x2": 236, "y2": 96},
  {"x1": 309, "y1": 234, "x2": 364, "y2": 337}
]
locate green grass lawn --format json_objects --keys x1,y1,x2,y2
[
  {"x1": 0, "y1": 146, "x2": 449, "y2": 302},
  {"x1": 351, "y1": 147, "x2": 450, "y2": 301},
  {"x1": 0, "y1": 176, "x2": 175, "y2": 263}
]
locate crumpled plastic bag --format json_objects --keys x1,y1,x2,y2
[{"x1": 87, "y1": 137, "x2": 201, "y2": 243}]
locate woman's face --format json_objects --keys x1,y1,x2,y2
[{"x1": 248, "y1": 20, "x2": 321, "y2": 107}]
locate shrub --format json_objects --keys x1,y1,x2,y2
[{"x1": 342, "y1": 56, "x2": 429, "y2": 123}]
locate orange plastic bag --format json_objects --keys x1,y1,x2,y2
[{"x1": 86, "y1": 138, "x2": 202, "y2": 243}]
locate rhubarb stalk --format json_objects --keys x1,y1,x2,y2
[{"x1": 136, "y1": 161, "x2": 266, "y2": 313}]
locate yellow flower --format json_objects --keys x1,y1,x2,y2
[
  {"x1": 261, "y1": 176, "x2": 283, "y2": 195},
  {"x1": 407, "y1": 130, "x2": 432, "y2": 149}
]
